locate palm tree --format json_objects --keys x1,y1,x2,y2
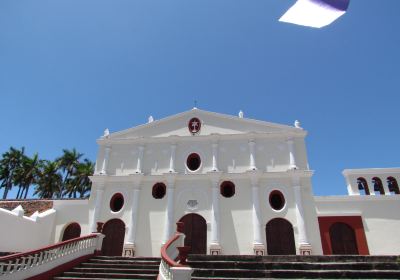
[
  {"x1": 14, "y1": 153, "x2": 42, "y2": 199},
  {"x1": 56, "y1": 149, "x2": 83, "y2": 196},
  {"x1": 75, "y1": 159, "x2": 94, "y2": 198},
  {"x1": 0, "y1": 147, "x2": 25, "y2": 199},
  {"x1": 35, "y1": 160, "x2": 63, "y2": 199}
]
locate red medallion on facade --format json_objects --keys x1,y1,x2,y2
[{"x1": 188, "y1": 117, "x2": 201, "y2": 135}]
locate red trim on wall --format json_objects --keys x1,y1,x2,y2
[
  {"x1": 318, "y1": 216, "x2": 369, "y2": 255},
  {"x1": 27, "y1": 253, "x2": 94, "y2": 280}
]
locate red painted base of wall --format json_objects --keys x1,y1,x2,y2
[
  {"x1": 318, "y1": 216, "x2": 369, "y2": 255},
  {"x1": 27, "y1": 253, "x2": 94, "y2": 280}
]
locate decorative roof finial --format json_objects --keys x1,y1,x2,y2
[
  {"x1": 238, "y1": 110, "x2": 244, "y2": 118},
  {"x1": 148, "y1": 115, "x2": 154, "y2": 123},
  {"x1": 103, "y1": 128, "x2": 110, "y2": 138},
  {"x1": 294, "y1": 120, "x2": 302, "y2": 129},
  {"x1": 193, "y1": 100, "x2": 198, "y2": 110}
]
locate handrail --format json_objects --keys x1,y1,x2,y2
[
  {"x1": 0, "y1": 234, "x2": 98, "y2": 262},
  {"x1": 160, "y1": 233, "x2": 186, "y2": 268},
  {"x1": 0, "y1": 233, "x2": 104, "y2": 280},
  {"x1": 159, "y1": 222, "x2": 193, "y2": 280}
]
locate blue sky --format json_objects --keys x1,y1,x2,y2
[{"x1": 0, "y1": 0, "x2": 399, "y2": 197}]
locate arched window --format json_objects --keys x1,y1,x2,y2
[
  {"x1": 152, "y1": 182, "x2": 166, "y2": 199},
  {"x1": 387, "y1": 177, "x2": 400, "y2": 195},
  {"x1": 357, "y1": 177, "x2": 370, "y2": 195},
  {"x1": 372, "y1": 177, "x2": 385, "y2": 195}
]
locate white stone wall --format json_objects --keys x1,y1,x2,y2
[{"x1": 315, "y1": 195, "x2": 400, "y2": 255}]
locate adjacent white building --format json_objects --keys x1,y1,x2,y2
[{"x1": 1, "y1": 108, "x2": 399, "y2": 257}]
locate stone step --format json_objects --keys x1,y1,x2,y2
[
  {"x1": 192, "y1": 268, "x2": 400, "y2": 279},
  {"x1": 91, "y1": 256, "x2": 160, "y2": 261},
  {"x1": 71, "y1": 267, "x2": 159, "y2": 274},
  {"x1": 187, "y1": 254, "x2": 400, "y2": 263},
  {"x1": 80, "y1": 262, "x2": 160, "y2": 270},
  {"x1": 87, "y1": 259, "x2": 160, "y2": 265},
  {"x1": 188, "y1": 260, "x2": 400, "y2": 270},
  {"x1": 53, "y1": 276, "x2": 154, "y2": 280},
  {"x1": 61, "y1": 271, "x2": 157, "y2": 279}
]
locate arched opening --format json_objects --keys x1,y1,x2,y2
[
  {"x1": 372, "y1": 177, "x2": 385, "y2": 195},
  {"x1": 101, "y1": 219, "x2": 126, "y2": 256},
  {"x1": 179, "y1": 213, "x2": 207, "y2": 254},
  {"x1": 387, "y1": 177, "x2": 400, "y2": 195},
  {"x1": 152, "y1": 182, "x2": 166, "y2": 199},
  {"x1": 329, "y1": 222, "x2": 359, "y2": 255},
  {"x1": 357, "y1": 177, "x2": 370, "y2": 195},
  {"x1": 220, "y1": 181, "x2": 235, "y2": 198},
  {"x1": 62, "y1": 222, "x2": 81, "y2": 241},
  {"x1": 266, "y1": 218, "x2": 296, "y2": 255}
]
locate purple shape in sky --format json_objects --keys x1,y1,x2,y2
[{"x1": 279, "y1": 0, "x2": 350, "y2": 28}]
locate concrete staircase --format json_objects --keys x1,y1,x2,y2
[
  {"x1": 188, "y1": 255, "x2": 400, "y2": 279},
  {"x1": 53, "y1": 256, "x2": 160, "y2": 280}
]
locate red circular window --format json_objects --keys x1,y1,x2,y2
[
  {"x1": 187, "y1": 153, "x2": 201, "y2": 171},
  {"x1": 220, "y1": 181, "x2": 235, "y2": 198},
  {"x1": 110, "y1": 193, "x2": 124, "y2": 212},
  {"x1": 269, "y1": 190, "x2": 285, "y2": 211},
  {"x1": 152, "y1": 183, "x2": 166, "y2": 199}
]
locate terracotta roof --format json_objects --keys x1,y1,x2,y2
[{"x1": 0, "y1": 200, "x2": 53, "y2": 216}]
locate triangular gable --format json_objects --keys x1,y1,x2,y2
[{"x1": 105, "y1": 108, "x2": 303, "y2": 139}]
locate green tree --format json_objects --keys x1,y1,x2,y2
[
  {"x1": 14, "y1": 153, "x2": 42, "y2": 199},
  {"x1": 65, "y1": 159, "x2": 94, "y2": 198},
  {"x1": 56, "y1": 149, "x2": 83, "y2": 196},
  {"x1": 35, "y1": 160, "x2": 63, "y2": 199},
  {"x1": 0, "y1": 147, "x2": 25, "y2": 199}
]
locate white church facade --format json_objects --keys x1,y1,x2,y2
[{"x1": 1, "y1": 108, "x2": 400, "y2": 257}]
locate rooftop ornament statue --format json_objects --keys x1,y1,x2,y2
[
  {"x1": 103, "y1": 128, "x2": 110, "y2": 138},
  {"x1": 238, "y1": 110, "x2": 244, "y2": 118}
]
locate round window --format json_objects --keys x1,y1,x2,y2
[
  {"x1": 152, "y1": 183, "x2": 166, "y2": 199},
  {"x1": 220, "y1": 181, "x2": 235, "y2": 198},
  {"x1": 110, "y1": 193, "x2": 124, "y2": 212},
  {"x1": 269, "y1": 190, "x2": 285, "y2": 211},
  {"x1": 186, "y1": 153, "x2": 201, "y2": 171}
]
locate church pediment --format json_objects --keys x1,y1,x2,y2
[{"x1": 103, "y1": 109, "x2": 304, "y2": 140}]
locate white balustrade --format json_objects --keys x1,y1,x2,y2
[{"x1": 0, "y1": 234, "x2": 104, "y2": 280}]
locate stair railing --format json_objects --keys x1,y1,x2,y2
[
  {"x1": 159, "y1": 222, "x2": 193, "y2": 280},
  {"x1": 0, "y1": 233, "x2": 104, "y2": 280}
]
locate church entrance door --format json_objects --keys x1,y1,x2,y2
[
  {"x1": 330, "y1": 222, "x2": 359, "y2": 255},
  {"x1": 101, "y1": 218, "x2": 126, "y2": 256},
  {"x1": 266, "y1": 218, "x2": 296, "y2": 255},
  {"x1": 179, "y1": 213, "x2": 207, "y2": 254}
]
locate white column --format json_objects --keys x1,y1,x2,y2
[
  {"x1": 250, "y1": 175, "x2": 263, "y2": 246},
  {"x1": 90, "y1": 187, "x2": 104, "y2": 232},
  {"x1": 210, "y1": 180, "x2": 220, "y2": 245},
  {"x1": 292, "y1": 177, "x2": 312, "y2": 254},
  {"x1": 136, "y1": 145, "x2": 144, "y2": 173},
  {"x1": 126, "y1": 188, "x2": 140, "y2": 244},
  {"x1": 287, "y1": 138, "x2": 297, "y2": 170},
  {"x1": 169, "y1": 144, "x2": 177, "y2": 173},
  {"x1": 382, "y1": 179, "x2": 391, "y2": 195},
  {"x1": 163, "y1": 177, "x2": 176, "y2": 243},
  {"x1": 100, "y1": 146, "x2": 111, "y2": 175},
  {"x1": 346, "y1": 178, "x2": 359, "y2": 195},
  {"x1": 248, "y1": 140, "x2": 257, "y2": 171},
  {"x1": 211, "y1": 142, "x2": 219, "y2": 172}
]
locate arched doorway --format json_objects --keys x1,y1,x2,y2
[
  {"x1": 329, "y1": 222, "x2": 358, "y2": 255},
  {"x1": 266, "y1": 218, "x2": 296, "y2": 255},
  {"x1": 179, "y1": 213, "x2": 207, "y2": 254},
  {"x1": 62, "y1": 223, "x2": 81, "y2": 241},
  {"x1": 101, "y1": 219, "x2": 126, "y2": 256}
]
